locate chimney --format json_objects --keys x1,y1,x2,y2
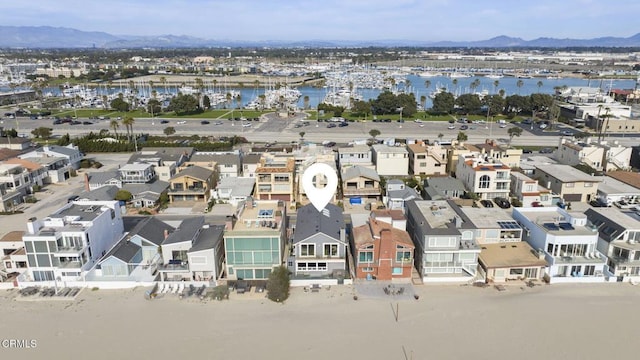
[
  {"x1": 454, "y1": 215, "x2": 462, "y2": 228},
  {"x1": 163, "y1": 229, "x2": 170, "y2": 240},
  {"x1": 27, "y1": 217, "x2": 43, "y2": 234},
  {"x1": 225, "y1": 216, "x2": 235, "y2": 230},
  {"x1": 84, "y1": 173, "x2": 90, "y2": 192}
]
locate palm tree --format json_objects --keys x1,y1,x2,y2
[
  {"x1": 122, "y1": 116, "x2": 135, "y2": 141},
  {"x1": 516, "y1": 79, "x2": 524, "y2": 95},
  {"x1": 424, "y1": 80, "x2": 431, "y2": 90},
  {"x1": 235, "y1": 93, "x2": 242, "y2": 109},
  {"x1": 437, "y1": 133, "x2": 444, "y2": 143},
  {"x1": 493, "y1": 80, "x2": 500, "y2": 94},
  {"x1": 159, "y1": 76, "x2": 167, "y2": 95},
  {"x1": 420, "y1": 95, "x2": 427, "y2": 110},
  {"x1": 369, "y1": 129, "x2": 381, "y2": 140},
  {"x1": 110, "y1": 119, "x2": 120, "y2": 139},
  {"x1": 299, "y1": 131, "x2": 305, "y2": 141},
  {"x1": 457, "y1": 131, "x2": 468, "y2": 142},
  {"x1": 452, "y1": 78, "x2": 459, "y2": 94},
  {"x1": 303, "y1": 95, "x2": 310, "y2": 110},
  {"x1": 536, "y1": 80, "x2": 543, "y2": 93}
]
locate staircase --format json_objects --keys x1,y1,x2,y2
[{"x1": 411, "y1": 267, "x2": 423, "y2": 285}]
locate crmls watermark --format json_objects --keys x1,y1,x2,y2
[{"x1": 1, "y1": 339, "x2": 37, "y2": 349}]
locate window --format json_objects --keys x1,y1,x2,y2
[
  {"x1": 566, "y1": 183, "x2": 575, "y2": 188},
  {"x1": 297, "y1": 262, "x2": 327, "y2": 271},
  {"x1": 479, "y1": 175, "x2": 490, "y2": 189},
  {"x1": 362, "y1": 267, "x2": 374, "y2": 272},
  {"x1": 300, "y1": 244, "x2": 315, "y2": 257},
  {"x1": 584, "y1": 182, "x2": 593, "y2": 187},
  {"x1": 510, "y1": 268, "x2": 524, "y2": 275},
  {"x1": 359, "y1": 251, "x2": 373, "y2": 263},
  {"x1": 428, "y1": 237, "x2": 456, "y2": 248},
  {"x1": 583, "y1": 265, "x2": 595, "y2": 276},
  {"x1": 392, "y1": 267, "x2": 403, "y2": 275},
  {"x1": 323, "y1": 244, "x2": 338, "y2": 257},
  {"x1": 395, "y1": 246, "x2": 412, "y2": 262}
]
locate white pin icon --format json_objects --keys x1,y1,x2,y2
[{"x1": 302, "y1": 163, "x2": 338, "y2": 212}]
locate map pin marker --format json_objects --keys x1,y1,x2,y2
[{"x1": 302, "y1": 163, "x2": 338, "y2": 212}]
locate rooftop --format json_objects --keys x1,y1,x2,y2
[
  {"x1": 479, "y1": 242, "x2": 548, "y2": 269},
  {"x1": 515, "y1": 208, "x2": 598, "y2": 236},
  {"x1": 596, "y1": 176, "x2": 640, "y2": 195},
  {"x1": 188, "y1": 225, "x2": 224, "y2": 253},
  {"x1": 607, "y1": 171, "x2": 640, "y2": 190},
  {"x1": 372, "y1": 144, "x2": 408, "y2": 154},
  {"x1": 458, "y1": 207, "x2": 518, "y2": 229},
  {"x1": 256, "y1": 158, "x2": 295, "y2": 173},
  {"x1": 352, "y1": 218, "x2": 413, "y2": 248},
  {"x1": 338, "y1": 145, "x2": 371, "y2": 154},
  {"x1": 535, "y1": 164, "x2": 602, "y2": 183},
  {"x1": 231, "y1": 200, "x2": 284, "y2": 233},
  {"x1": 0, "y1": 230, "x2": 24, "y2": 242},
  {"x1": 294, "y1": 203, "x2": 344, "y2": 244}
]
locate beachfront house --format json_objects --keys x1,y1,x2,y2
[
  {"x1": 406, "y1": 200, "x2": 481, "y2": 283},
  {"x1": 224, "y1": 199, "x2": 286, "y2": 281},
  {"x1": 478, "y1": 242, "x2": 548, "y2": 283},
  {"x1": 352, "y1": 212, "x2": 414, "y2": 281},
  {"x1": 19, "y1": 201, "x2": 124, "y2": 283},
  {"x1": 289, "y1": 204, "x2": 347, "y2": 280},
  {"x1": 585, "y1": 207, "x2": 640, "y2": 281},
  {"x1": 512, "y1": 207, "x2": 609, "y2": 283}
]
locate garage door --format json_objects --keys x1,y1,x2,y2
[{"x1": 563, "y1": 194, "x2": 582, "y2": 202}]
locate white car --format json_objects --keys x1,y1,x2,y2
[
  {"x1": 414, "y1": 119, "x2": 423, "y2": 123},
  {"x1": 242, "y1": 123, "x2": 252, "y2": 128},
  {"x1": 539, "y1": 123, "x2": 548, "y2": 129},
  {"x1": 176, "y1": 120, "x2": 187, "y2": 125},
  {"x1": 447, "y1": 124, "x2": 456, "y2": 130},
  {"x1": 499, "y1": 123, "x2": 507, "y2": 128}
]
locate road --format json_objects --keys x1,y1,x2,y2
[{"x1": 7, "y1": 114, "x2": 640, "y2": 147}]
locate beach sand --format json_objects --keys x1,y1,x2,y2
[{"x1": 1, "y1": 283, "x2": 639, "y2": 360}]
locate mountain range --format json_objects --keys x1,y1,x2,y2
[{"x1": 1, "y1": 26, "x2": 640, "y2": 48}]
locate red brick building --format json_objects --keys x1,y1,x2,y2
[{"x1": 352, "y1": 216, "x2": 414, "y2": 280}]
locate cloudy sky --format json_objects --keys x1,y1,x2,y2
[{"x1": 0, "y1": 0, "x2": 637, "y2": 41}]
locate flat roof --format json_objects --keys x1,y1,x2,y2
[
  {"x1": 536, "y1": 164, "x2": 602, "y2": 183},
  {"x1": 413, "y1": 200, "x2": 461, "y2": 230},
  {"x1": 596, "y1": 176, "x2": 640, "y2": 195},
  {"x1": 231, "y1": 201, "x2": 283, "y2": 233},
  {"x1": 516, "y1": 208, "x2": 597, "y2": 236},
  {"x1": 458, "y1": 207, "x2": 517, "y2": 229},
  {"x1": 479, "y1": 242, "x2": 548, "y2": 269},
  {"x1": 0, "y1": 230, "x2": 24, "y2": 242}
]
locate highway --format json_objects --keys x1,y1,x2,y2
[{"x1": 5, "y1": 113, "x2": 640, "y2": 147}]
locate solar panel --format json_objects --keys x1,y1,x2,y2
[
  {"x1": 543, "y1": 223, "x2": 560, "y2": 231},
  {"x1": 558, "y1": 222, "x2": 575, "y2": 230}
]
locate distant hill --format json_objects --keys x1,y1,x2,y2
[{"x1": 0, "y1": 26, "x2": 639, "y2": 48}]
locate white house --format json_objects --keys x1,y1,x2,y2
[
  {"x1": 456, "y1": 152, "x2": 511, "y2": 200},
  {"x1": 20, "y1": 200, "x2": 125, "y2": 283},
  {"x1": 512, "y1": 207, "x2": 610, "y2": 283}
]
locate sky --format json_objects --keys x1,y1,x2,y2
[{"x1": 0, "y1": 0, "x2": 638, "y2": 42}]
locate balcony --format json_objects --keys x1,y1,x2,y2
[
  {"x1": 551, "y1": 253, "x2": 605, "y2": 265},
  {"x1": 59, "y1": 261, "x2": 82, "y2": 269},
  {"x1": 158, "y1": 262, "x2": 190, "y2": 272},
  {"x1": 168, "y1": 186, "x2": 206, "y2": 195},
  {"x1": 55, "y1": 245, "x2": 84, "y2": 255},
  {"x1": 343, "y1": 187, "x2": 381, "y2": 196}
]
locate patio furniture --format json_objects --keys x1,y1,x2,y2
[{"x1": 311, "y1": 284, "x2": 321, "y2": 293}]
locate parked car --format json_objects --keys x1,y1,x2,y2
[
  {"x1": 447, "y1": 124, "x2": 455, "y2": 130},
  {"x1": 494, "y1": 197, "x2": 511, "y2": 209},
  {"x1": 327, "y1": 123, "x2": 337, "y2": 128},
  {"x1": 338, "y1": 122, "x2": 349, "y2": 127},
  {"x1": 589, "y1": 200, "x2": 608, "y2": 208},
  {"x1": 323, "y1": 141, "x2": 336, "y2": 147},
  {"x1": 561, "y1": 130, "x2": 574, "y2": 136},
  {"x1": 480, "y1": 200, "x2": 494, "y2": 208},
  {"x1": 160, "y1": 120, "x2": 169, "y2": 124},
  {"x1": 522, "y1": 149, "x2": 533, "y2": 154},
  {"x1": 200, "y1": 120, "x2": 210, "y2": 125},
  {"x1": 176, "y1": 120, "x2": 187, "y2": 125},
  {"x1": 539, "y1": 148, "x2": 554, "y2": 154},
  {"x1": 82, "y1": 121, "x2": 93, "y2": 125},
  {"x1": 460, "y1": 125, "x2": 468, "y2": 130},
  {"x1": 531, "y1": 201, "x2": 544, "y2": 207},
  {"x1": 242, "y1": 123, "x2": 252, "y2": 128}
]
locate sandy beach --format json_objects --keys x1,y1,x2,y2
[{"x1": 1, "y1": 282, "x2": 639, "y2": 360}]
